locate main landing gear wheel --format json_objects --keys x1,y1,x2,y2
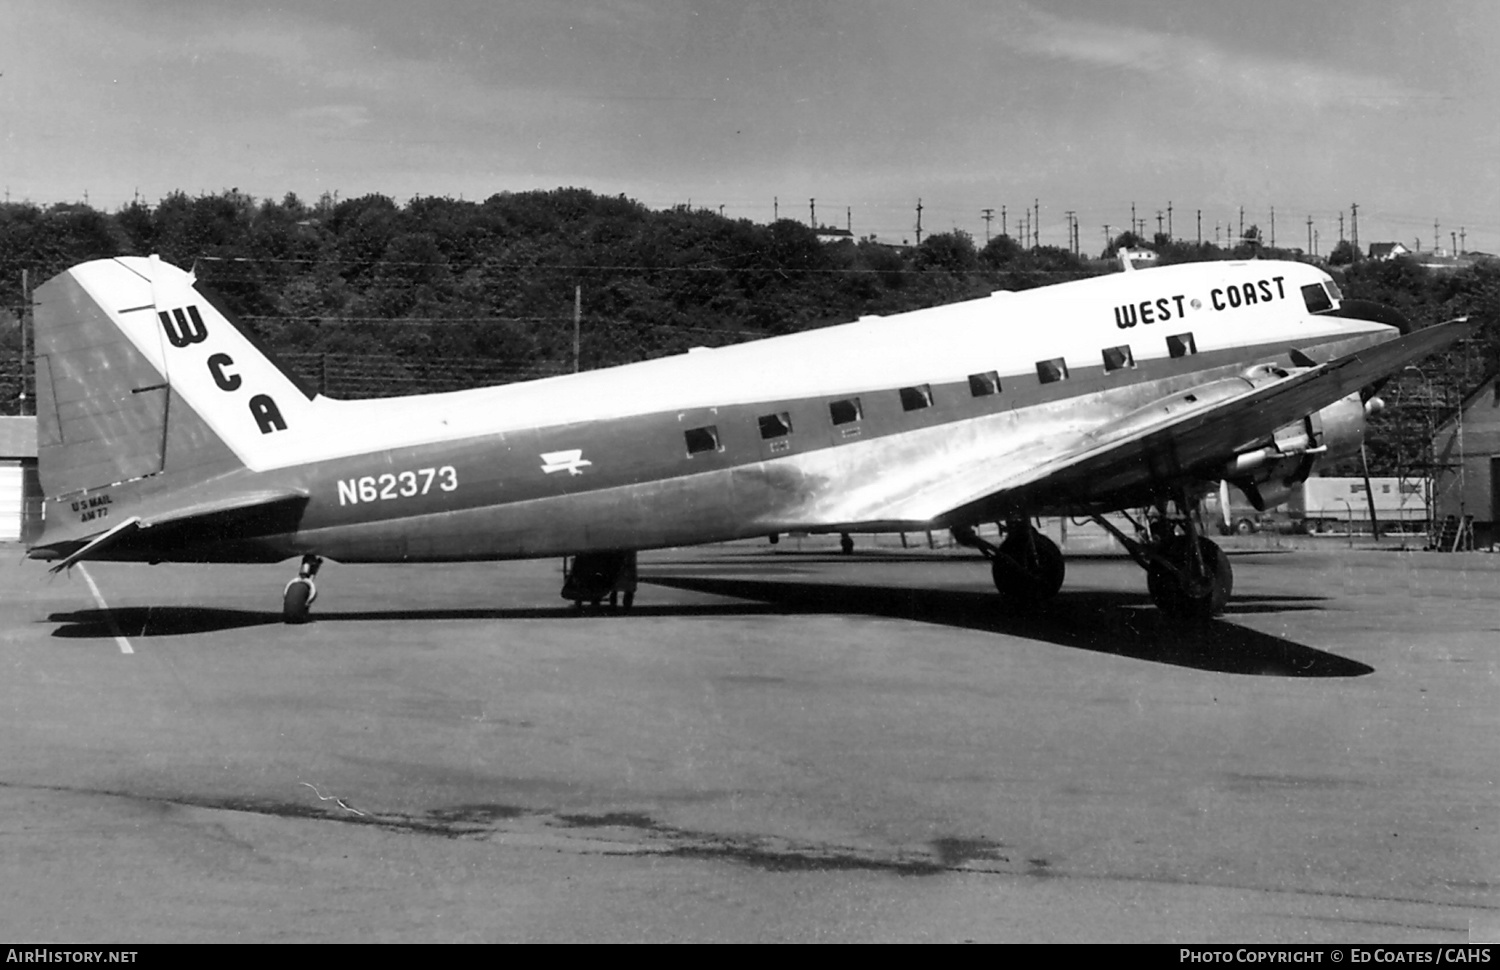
[
  {"x1": 561, "y1": 551, "x2": 638, "y2": 613},
  {"x1": 991, "y1": 523, "x2": 1066, "y2": 609},
  {"x1": 839, "y1": 533, "x2": 855, "y2": 555},
  {"x1": 1147, "y1": 536, "x2": 1232, "y2": 620},
  {"x1": 283, "y1": 555, "x2": 323, "y2": 624}
]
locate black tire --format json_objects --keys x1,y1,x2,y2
[
  {"x1": 1149, "y1": 537, "x2": 1233, "y2": 619},
  {"x1": 839, "y1": 534, "x2": 855, "y2": 555},
  {"x1": 991, "y1": 529, "x2": 1066, "y2": 607},
  {"x1": 283, "y1": 579, "x2": 313, "y2": 625},
  {"x1": 1234, "y1": 517, "x2": 1257, "y2": 536},
  {"x1": 622, "y1": 591, "x2": 635, "y2": 611}
]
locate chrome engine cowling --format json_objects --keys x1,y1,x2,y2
[{"x1": 1223, "y1": 393, "x2": 1368, "y2": 511}]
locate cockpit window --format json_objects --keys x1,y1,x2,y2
[
  {"x1": 1324, "y1": 280, "x2": 1343, "y2": 302},
  {"x1": 1301, "y1": 282, "x2": 1333, "y2": 314}
]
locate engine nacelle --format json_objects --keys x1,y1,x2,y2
[{"x1": 1223, "y1": 393, "x2": 1368, "y2": 511}]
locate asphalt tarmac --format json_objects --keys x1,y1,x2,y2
[{"x1": 0, "y1": 538, "x2": 1495, "y2": 942}]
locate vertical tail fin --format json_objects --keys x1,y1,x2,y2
[{"x1": 33, "y1": 255, "x2": 321, "y2": 503}]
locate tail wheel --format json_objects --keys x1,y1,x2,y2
[{"x1": 283, "y1": 578, "x2": 315, "y2": 624}]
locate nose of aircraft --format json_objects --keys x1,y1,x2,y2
[{"x1": 1328, "y1": 298, "x2": 1412, "y2": 334}]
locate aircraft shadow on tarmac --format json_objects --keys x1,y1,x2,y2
[
  {"x1": 45, "y1": 575, "x2": 1366, "y2": 678},
  {"x1": 639, "y1": 574, "x2": 1368, "y2": 678}
]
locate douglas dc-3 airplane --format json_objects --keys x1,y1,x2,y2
[{"x1": 26, "y1": 254, "x2": 1470, "y2": 623}]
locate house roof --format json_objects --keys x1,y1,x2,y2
[{"x1": 0, "y1": 416, "x2": 37, "y2": 458}]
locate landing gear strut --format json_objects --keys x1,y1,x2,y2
[
  {"x1": 954, "y1": 520, "x2": 1066, "y2": 610},
  {"x1": 1147, "y1": 535, "x2": 1232, "y2": 619},
  {"x1": 283, "y1": 555, "x2": 322, "y2": 624},
  {"x1": 1091, "y1": 491, "x2": 1233, "y2": 619}
]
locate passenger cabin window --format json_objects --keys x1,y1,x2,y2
[
  {"x1": 1102, "y1": 345, "x2": 1134, "y2": 372},
  {"x1": 1035, "y1": 358, "x2": 1069, "y2": 384},
  {"x1": 1166, "y1": 333, "x2": 1197, "y2": 358},
  {"x1": 968, "y1": 371, "x2": 1001, "y2": 396},
  {"x1": 758, "y1": 412, "x2": 792, "y2": 439},
  {"x1": 899, "y1": 384, "x2": 933, "y2": 411},
  {"x1": 829, "y1": 397, "x2": 862, "y2": 426},
  {"x1": 684, "y1": 425, "x2": 721, "y2": 455},
  {"x1": 1301, "y1": 282, "x2": 1334, "y2": 314}
]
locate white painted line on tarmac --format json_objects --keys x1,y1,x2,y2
[{"x1": 77, "y1": 564, "x2": 134, "y2": 655}]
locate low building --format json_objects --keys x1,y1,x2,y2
[
  {"x1": 0, "y1": 416, "x2": 39, "y2": 543},
  {"x1": 1431, "y1": 375, "x2": 1500, "y2": 547}
]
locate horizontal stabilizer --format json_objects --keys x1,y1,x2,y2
[
  {"x1": 47, "y1": 516, "x2": 142, "y2": 573},
  {"x1": 34, "y1": 487, "x2": 308, "y2": 569},
  {"x1": 137, "y1": 488, "x2": 309, "y2": 530}
]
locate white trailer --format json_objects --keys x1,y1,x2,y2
[{"x1": 1298, "y1": 477, "x2": 1428, "y2": 533}]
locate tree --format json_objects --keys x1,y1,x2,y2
[
  {"x1": 979, "y1": 234, "x2": 1023, "y2": 267},
  {"x1": 914, "y1": 230, "x2": 978, "y2": 274},
  {"x1": 1328, "y1": 239, "x2": 1359, "y2": 266}
]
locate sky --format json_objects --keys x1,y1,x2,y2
[{"x1": 2, "y1": 0, "x2": 1498, "y2": 255}]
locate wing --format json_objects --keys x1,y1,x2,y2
[{"x1": 802, "y1": 318, "x2": 1473, "y2": 528}]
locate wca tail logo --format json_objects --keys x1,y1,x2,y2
[
  {"x1": 158, "y1": 306, "x2": 209, "y2": 347},
  {"x1": 155, "y1": 301, "x2": 288, "y2": 436}
]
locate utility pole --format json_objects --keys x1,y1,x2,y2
[
  {"x1": 1103, "y1": 224, "x2": 1112, "y2": 253},
  {"x1": 1197, "y1": 209, "x2": 1202, "y2": 246},
  {"x1": 1238, "y1": 206, "x2": 1244, "y2": 245},
  {"x1": 19, "y1": 269, "x2": 29, "y2": 415},
  {"x1": 1155, "y1": 210, "x2": 1164, "y2": 237},
  {"x1": 773, "y1": 196, "x2": 778, "y2": 220},
  {"x1": 1434, "y1": 218, "x2": 1440, "y2": 254},
  {"x1": 1130, "y1": 201, "x2": 1136, "y2": 239},
  {"x1": 1215, "y1": 221, "x2": 1220, "y2": 247},
  {"x1": 1338, "y1": 212, "x2": 1345, "y2": 242},
  {"x1": 809, "y1": 198, "x2": 816, "y2": 228},
  {"x1": 846, "y1": 207, "x2": 851, "y2": 234},
  {"x1": 1064, "y1": 210, "x2": 1074, "y2": 254},
  {"x1": 1350, "y1": 201, "x2": 1359, "y2": 253},
  {"x1": 981, "y1": 208, "x2": 995, "y2": 244},
  {"x1": 1001, "y1": 205, "x2": 1007, "y2": 238},
  {"x1": 1270, "y1": 206, "x2": 1276, "y2": 248},
  {"x1": 1167, "y1": 201, "x2": 1173, "y2": 239},
  {"x1": 573, "y1": 284, "x2": 581, "y2": 374},
  {"x1": 915, "y1": 198, "x2": 923, "y2": 245},
  {"x1": 1034, "y1": 198, "x2": 1040, "y2": 248},
  {"x1": 1452, "y1": 231, "x2": 1458, "y2": 255},
  {"x1": 1307, "y1": 215, "x2": 1313, "y2": 255},
  {"x1": 1461, "y1": 227, "x2": 1467, "y2": 253}
]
